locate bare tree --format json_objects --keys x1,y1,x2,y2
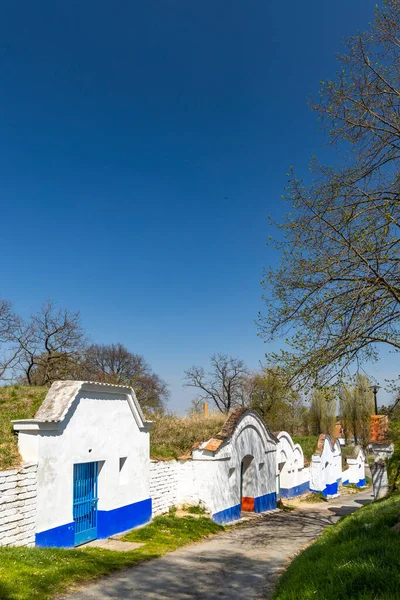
[
  {"x1": 17, "y1": 300, "x2": 85, "y2": 385},
  {"x1": 184, "y1": 354, "x2": 249, "y2": 414},
  {"x1": 259, "y1": 1, "x2": 400, "y2": 386},
  {"x1": 0, "y1": 298, "x2": 21, "y2": 380},
  {"x1": 81, "y1": 343, "x2": 169, "y2": 413}
]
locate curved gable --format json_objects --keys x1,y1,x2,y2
[
  {"x1": 193, "y1": 408, "x2": 278, "y2": 460},
  {"x1": 13, "y1": 380, "x2": 151, "y2": 433}
]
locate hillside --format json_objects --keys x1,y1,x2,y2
[
  {"x1": 150, "y1": 412, "x2": 227, "y2": 460},
  {"x1": 273, "y1": 493, "x2": 400, "y2": 599},
  {"x1": 0, "y1": 385, "x2": 48, "y2": 469}
]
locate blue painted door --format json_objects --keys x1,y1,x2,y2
[{"x1": 73, "y1": 462, "x2": 98, "y2": 546}]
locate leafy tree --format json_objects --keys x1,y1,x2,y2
[
  {"x1": 248, "y1": 367, "x2": 303, "y2": 434},
  {"x1": 309, "y1": 387, "x2": 336, "y2": 436},
  {"x1": 259, "y1": 1, "x2": 400, "y2": 386},
  {"x1": 184, "y1": 354, "x2": 249, "y2": 414},
  {"x1": 81, "y1": 343, "x2": 169, "y2": 413},
  {"x1": 339, "y1": 374, "x2": 375, "y2": 445}
]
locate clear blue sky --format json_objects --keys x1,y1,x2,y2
[{"x1": 1, "y1": 0, "x2": 394, "y2": 411}]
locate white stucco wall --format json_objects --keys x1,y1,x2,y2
[
  {"x1": 310, "y1": 435, "x2": 342, "y2": 496},
  {"x1": 149, "y1": 461, "x2": 178, "y2": 516},
  {"x1": 276, "y1": 431, "x2": 309, "y2": 495},
  {"x1": 343, "y1": 447, "x2": 366, "y2": 485},
  {"x1": 149, "y1": 412, "x2": 278, "y2": 521},
  {"x1": 17, "y1": 386, "x2": 150, "y2": 536},
  {"x1": 192, "y1": 412, "x2": 277, "y2": 517},
  {"x1": 0, "y1": 463, "x2": 37, "y2": 547}
]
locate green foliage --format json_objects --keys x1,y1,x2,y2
[
  {"x1": 0, "y1": 515, "x2": 223, "y2": 600},
  {"x1": 339, "y1": 374, "x2": 374, "y2": 445},
  {"x1": 249, "y1": 367, "x2": 303, "y2": 434},
  {"x1": 273, "y1": 493, "x2": 400, "y2": 600},
  {"x1": 386, "y1": 452, "x2": 400, "y2": 493},
  {"x1": 0, "y1": 385, "x2": 47, "y2": 469},
  {"x1": 292, "y1": 436, "x2": 319, "y2": 462},
  {"x1": 308, "y1": 388, "x2": 336, "y2": 436}
]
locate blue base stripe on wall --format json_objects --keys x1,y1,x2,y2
[
  {"x1": 36, "y1": 522, "x2": 75, "y2": 548},
  {"x1": 322, "y1": 481, "x2": 338, "y2": 497},
  {"x1": 357, "y1": 478, "x2": 366, "y2": 488},
  {"x1": 97, "y1": 498, "x2": 152, "y2": 539},
  {"x1": 212, "y1": 504, "x2": 241, "y2": 524},
  {"x1": 254, "y1": 492, "x2": 276, "y2": 513},
  {"x1": 280, "y1": 481, "x2": 310, "y2": 499},
  {"x1": 35, "y1": 498, "x2": 152, "y2": 548}
]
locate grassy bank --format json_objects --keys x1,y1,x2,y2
[
  {"x1": 0, "y1": 385, "x2": 47, "y2": 469},
  {"x1": 0, "y1": 515, "x2": 223, "y2": 600},
  {"x1": 150, "y1": 411, "x2": 226, "y2": 459},
  {"x1": 273, "y1": 493, "x2": 400, "y2": 600}
]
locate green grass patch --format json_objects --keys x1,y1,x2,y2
[
  {"x1": 0, "y1": 515, "x2": 224, "y2": 600},
  {"x1": 300, "y1": 492, "x2": 327, "y2": 503},
  {"x1": 0, "y1": 385, "x2": 47, "y2": 469},
  {"x1": 273, "y1": 493, "x2": 400, "y2": 600}
]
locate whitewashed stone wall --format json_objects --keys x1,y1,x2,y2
[
  {"x1": 0, "y1": 463, "x2": 37, "y2": 547},
  {"x1": 150, "y1": 460, "x2": 202, "y2": 516},
  {"x1": 150, "y1": 461, "x2": 178, "y2": 515}
]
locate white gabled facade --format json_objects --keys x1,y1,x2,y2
[
  {"x1": 276, "y1": 431, "x2": 310, "y2": 498},
  {"x1": 13, "y1": 381, "x2": 152, "y2": 547},
  {"x1": 310, "y1": 434, "x2": 342, "y2": 498}
]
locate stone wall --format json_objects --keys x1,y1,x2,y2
[
  {"x1": 149, "y1": 460, "x2": 178, "y2": 516},
  {"x1": 0, "y1": 463, "x2": 37, "y2": 547},
  {"x1": 149, "y1": 460, "x2": 201, "y2": 516}
]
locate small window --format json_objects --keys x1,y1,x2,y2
[{"x1": 119, "y1": 457, "x2": 128, "y2": 485}]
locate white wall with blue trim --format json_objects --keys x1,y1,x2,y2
[
  {"x1": 13, "y1": 381, "x2": 152, "y2": 548},
  {"x1": 310, "y1": 435, "x2": 343, "y2": 498},
  {"x1": 277, "y1": 431, "x2": 310, "y2": 499},
  {"x1": 192, "y1": 411, "x2": 278, "y2": 523},
  {"x1": 342, "y1": 446, "x2": 367, "y2": 487}
]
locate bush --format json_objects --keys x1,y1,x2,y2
[{"x1": 386, "y1": 451, "x2": 400, "y2": 493}]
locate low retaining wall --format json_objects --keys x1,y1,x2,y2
[{"x1": 0, "y1": 463, "x2": 38, "y2": 547}]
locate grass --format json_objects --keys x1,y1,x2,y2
[
  {"x1": 276, "y1": 499, "x2": 295, "y2": 512},
  {"x1": 150, "y1": 411, "x2": 227, "y2": 460},
  {"x1": 273, "y1": 493, "x2": 400, "y2": 600},
  {"x1": 0, "y1": 514, "x2": 224, "y2": 600},
  {"x1": 181, "y1": 503, "x2": 207, "y2": 515},
  {"x1": 300, "y1": 492, "x2": 327, "y2": 503},
  {"x1": 292, "y1": 436, "x2": 319, "y2": 463},
  {"x1": 0, "y1": 385, "x2": 48, "y2": 469}
]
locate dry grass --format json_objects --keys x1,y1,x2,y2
[
  {"x1": 0, "y1": 385, "x2": 48, "y2": 470},
  {"x1": 150, "y1": 411, "x2": 227, "y2": 460}
]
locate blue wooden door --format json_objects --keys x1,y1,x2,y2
[{"x1": 73, "y1": 462, "x2": 98, "y2": 546}]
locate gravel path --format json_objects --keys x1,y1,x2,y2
[{"x1": 59, "y1": 489, "x2": 372, "y2": 600}]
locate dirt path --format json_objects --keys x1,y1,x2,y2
[{"x1": 59, "y1": 489, "x2": 372, "y2": 600}]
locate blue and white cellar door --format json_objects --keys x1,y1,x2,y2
[{"x1": 73, "y1": 461, "x2": 99, "y2": 546}]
